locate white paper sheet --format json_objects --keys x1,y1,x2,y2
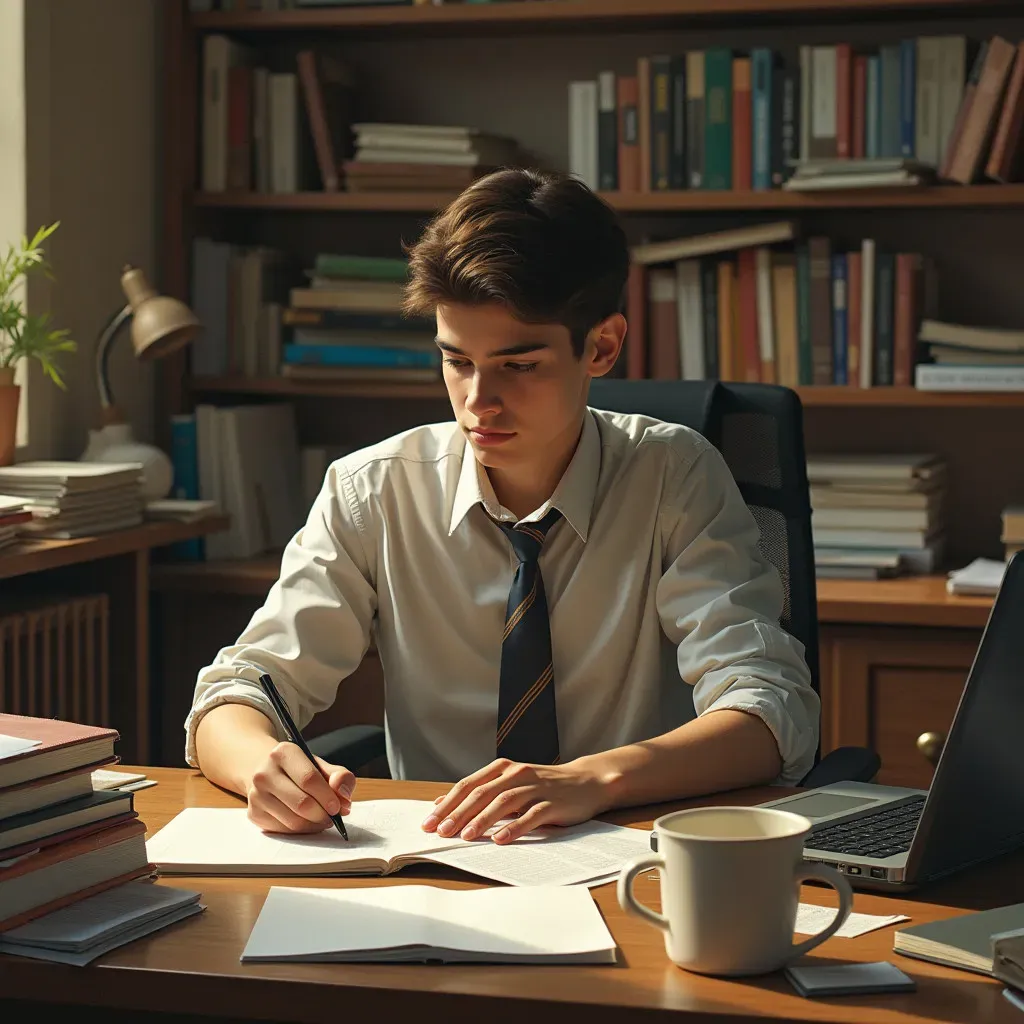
[
  {"x1": 0, "y1": 734, "x2": 42, "y2": 761},
  {"x1": 241, "y1": 884, "x2": 616, "y2": 963},
  {"x1": 795, "y1": 902, "x2": 910, "y2": 938}
]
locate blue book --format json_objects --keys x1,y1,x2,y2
[
  {"x1": 282, "y1": 343, "x2": 438, "y2": 370},
  {"x1": 169, "y1": 414, "x2": 202, "y2": 561},
  {"x1": 866, "y1": 55, "x2": 881, "y2": 159},
  {"x1": 831, "y1": 255, "x2": 848, "y2": 386},
  {"x1": 751, "y1": 48, "x2": 774, "y2": 191},
  {"x1": 899, "y1": 39, "x2": 916, "y2": 158}
]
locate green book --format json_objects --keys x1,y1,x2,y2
[
  {"x1": 894, "y1": 903, "x2": 1024, "y2": 975},
  {"x1": 312, "y1": 254, "x2": 409, "y2": 282},
  {"x1": 702, "y1": 48, "x2": 733, "y2": 191}
]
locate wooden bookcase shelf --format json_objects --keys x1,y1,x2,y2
[
  {"x1": 188, "y1": 376, "x2": 1024, "y2": 409},
  {"x1": 191, "y1": 0, "x2": 1016, "y2": 35},
  {"x1": 194, "y1": 184, "x2": 1024, "y2": 214}
]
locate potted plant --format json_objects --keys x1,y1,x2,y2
[{"x1": 0, "y1": 222, "x2": 76, "y2": 465}]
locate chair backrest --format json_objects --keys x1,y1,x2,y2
[{"x1": 587, "y1": 379, "x2": 820, "y2": 701}]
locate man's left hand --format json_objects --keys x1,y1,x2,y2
[{"x1": 420, "y1": 758, "x2": 610, "y2": 844}]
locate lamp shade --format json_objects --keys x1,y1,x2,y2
[{"x1": 120, "y1": 264, "x2": 201, "y2": 360}]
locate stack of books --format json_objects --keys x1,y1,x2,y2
[
  {"x1": 0, "y1": 495, "x2": 31, "y2": 553},
  {"x1": 343, "y1": 122, "x2": 519, "y2": 192},
  {"x1": 782, "y1": 157, "x2": 935, "y2": 192},
  {"x1": 915, "y1": 320, "x2": 1024, "y2": 392},
  {"x1": 1002, "y1": 506, "x2": 1024, "y2": 561},
  {"x1": 0, "y1": 713, "x2": 152, "y2": 931},
  {"x1": 284, "y1": 253, "x2": 439, "y2": 384},
  {"x1": 808, "y1": 454, "x2": 946, "y2": 578},
  {"x1": 0, "y1": 462, "x2": 145, "y2": 539}
]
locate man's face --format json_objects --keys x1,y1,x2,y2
[{"x1": 436, "y1": 303, "x2": 613, "y2": 475}]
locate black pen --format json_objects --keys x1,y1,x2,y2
[{"x1": 257, "y1": 672, "x2": 349, "y2": 841}]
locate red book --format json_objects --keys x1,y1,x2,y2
[
  {"x1": 835, "y1": 44, "x2": 853, "y2": 159},
  {"x1": 297, "y1": 49, "x2": 355, "y2": 192},
  {"x1": 986, "y1": 41, "x2": 1024, "y2": 182},
  {"x1": 648, "y1": 269, "x2": 681, "y2": 379},
  {"x1": 226, "y1": 65, "x2": 252, "y2": 191},
  {"x1": 893, "y1": 253, "x2": 922, "y2": 387},
  {"x1": 0, "y1": 714, "x2": 118, "y2": 790},
  {"x1": 736, "y1": 249, "x2": 761, "y2": 382},
  {"x1": 617, "y1": 76, "x2": 640, "y2": 192},
  {"x1": 852, "y1": 55, "x2": 868, "y2": 160},
  {"x1": 732, "y1": 58, "x2": 752, "y2": 192}
]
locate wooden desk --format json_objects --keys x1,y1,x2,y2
[
  {"x1": 1, "y1": 767, "x2": 1020, "y2": 1024},
  {"x1": 1, "y1": 517, "x2": 228, "y2": 764}
]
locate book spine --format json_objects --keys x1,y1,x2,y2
[
  {"x1": 810, "y1": 46, "x2": 837, "y2": 159},
  {"x1": 831, "y1": 254, "x2": 848, "y2": 386},
  {"x1": 866, "y1": 55, "x2": 882, "y2": 159},
  {"x1": 880, "y1": 45, "x2": 902, "y2": 158},
  {"x1": 617, "y1": 76, "x2": 640, "y2": 192},
  {"x1": 899, "y1": 38, "x2": 917, "y2": 158},
  {"x1": 626, "y1": 263, "x2": 647, "y2": 379},
  {"x1": 648, "y1": 269, "x2": 681, "y2": 378},
  {"x1": 852, "y1": 55, "x2": 867, "y2": 159},
  {"x1": 282, "y1": 343, "x2": 437, "y2": 369},
  {"x1": 170, "y1": 415, "x2": 203, "y2": 561},
  {"x1": 650, "y1": 56, "x2": 673, "y2": 190},
  {"x1": 637, "y1": 56, "x2": 652, "y2": 193},
  {"x1": 835, "y1": 44, "x2": 853, "y2": 159},
  {"x1": 846, "y1": 250, "x2": 862, "y2": 387},
  {"x1": 796, "y1": 245, "x2": 813, "y2": 385},
  {"x1": 985, "y1": 41, "x2": 1024, "y2": 182},
  {"x1": 703, "y1": 48, "x2": 733, "y2": 190},
  {"x1": 686, "y1": 51, "x2": 705, "y2": 188},
  {"x1": 597, "y1": 71, "x2": 619, "y2": 191},
  {"x1": 736, "y1": 248, "x2": 760, "y2": 382},
  {"x1": 937, "y1": 36, "x2": 967, "y2": 164},
  {"x1": 669, "y1": 56, "x2": 688, "y2": 189},
  {"x1": 701, "y1": 259, "x2": 719, "y2": 378},
  {"x1": 731, "y1": 58, "x2": 752, "y2": 192},
  {"x1": 915, "y1": 37, "x2": 943, "y2": 167},
  {"x1": 716, "y1": 261, "x2": 736, "y2": 381},
  {"x1": 808, "y1": 237, "x2": 834, "y2": 386},
  {"x1": 892, "y1": 252, "x2": 921, "y2": 387},
  {"x1": 859, "y1": 239, "x2": 876, "y2": 389},
  {"x1": 874, "y1": 251, "x2": 896, "y2": 386},
  {"x1": 778, "y1": 69, "x2": 799, "y2": 184},
  {"x1": 751, "y1": 48, "x2": 773, "y2": 191}
]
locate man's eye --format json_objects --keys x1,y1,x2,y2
[
  {"x1": 443, "y1": 357, "x2": 469, "y2": 369},
  {"x1": 506, "y1": 362, "x2": 538, "y2": 373}
]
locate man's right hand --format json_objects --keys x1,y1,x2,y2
[{"x1": 246, "y1": 742, "x2": 355, "y2": 834}]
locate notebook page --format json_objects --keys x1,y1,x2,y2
[
  {"x1": 421, "y1": 820, "x2": 651, "y2": 886},
  {"x1": 241, "y1": 884, "x2": 615, "y2": 962},
  {"x1": 146, "y1": 801, "x2": 466, "y2": 874},
  {"x1": 0, "y1": 735, "x2": 41, "y2": 761}
]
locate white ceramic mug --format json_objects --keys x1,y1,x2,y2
[{"x1": 618, "y1": 805, "x2": 853, "y2": 976}]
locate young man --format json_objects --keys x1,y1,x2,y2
[{"x1": 188, "y1": 168, "x2": 818, "y2": 845}]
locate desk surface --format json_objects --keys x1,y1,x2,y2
[
  {"x1": 0, "y1": 516, "x2": 230, "y2": 581},
  {"x1": 1, "y1": 768, "x2": 1020, "y2": 1024}
]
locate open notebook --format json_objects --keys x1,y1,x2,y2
[
  {"x1": 241, "y1": 884, "x2": 617, "y2": 964},
  {"x1": 145, "y1": 799, "x2": 650, "y2": 888}
]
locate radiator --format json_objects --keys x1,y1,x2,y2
[{"x1": 0, "y1": 594, "x2": 110, "y2": 725}]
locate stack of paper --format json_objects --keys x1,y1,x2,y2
[
  {"x1": 146, "y1": 799, "x2": 651, "y2": 888},
  {"x1": 0, "y1": 462, "x2": 144, "y2": 539},
  {"x1": 241, "y1": 884, "x2": 616, "y2": 964},
  {"x1": 0, "y1": 494, "x2": 30, "y2": 551},
  {"x1": 0, "y1": 881, "x2": 204, "y2": 965},
  {"x1": 946, "y1": 558, "x2": 1007, "y2": 596}
]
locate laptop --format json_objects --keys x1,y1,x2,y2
[{"x1": 760, "y1": 550, "x2": 1024, "y2": 891}]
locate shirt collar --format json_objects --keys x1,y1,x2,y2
[{"x1": 447, "y1": 410, "x2": 600, "y2": 542}]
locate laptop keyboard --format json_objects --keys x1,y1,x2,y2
[{"x1": 807, "y1": 796, "x2": 926, "y2": 859}]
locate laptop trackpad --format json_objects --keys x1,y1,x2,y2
[{"x1": 773, "y1": 792, "x2": 879, "y2": 821}]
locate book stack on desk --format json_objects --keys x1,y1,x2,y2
[
  {"x1": 0, "y1": 714, "x2": 154, "y2": 931},
  {"x1": 0, "y1": 496, "x2": 31, "y2": 552},
  {"x1": 808, "y1": 453, "x2": 947, "y2": 579},
  {"x1": 0, "y1": 462, "x2": 145, "y2": 539}
]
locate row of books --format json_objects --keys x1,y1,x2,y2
[
  {"x1": 808, "y1": 454, "x2": 946, "y2": 579},
  {"x1": 571, "y1": 35, "x2": 1024, "y2": 194},
  {"x1": 190, "y1": 1, "x2": 482, "y2": 9},
  {"x1": 624, "y1": 220, "x2": 936, "y2": 388}
]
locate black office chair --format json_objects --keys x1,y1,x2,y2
[{"x1": 310, "y1": 378, "x2": 879, "y2": 787}]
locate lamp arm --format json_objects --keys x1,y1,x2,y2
[{"x1": 95, "y1": 303, "x2": 132, "y2": 410}]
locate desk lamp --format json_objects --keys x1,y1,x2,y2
[{"x1": 81, "y1": 265, "x2": 201, "y2": 499}]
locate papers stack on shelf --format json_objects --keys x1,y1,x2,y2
[
  {"x1": 0, "y1": 462, "x2": 145, "y2": 539},
  {"x1": 808, "y1": 454, "x2": 947, "y2": 578},
  {"x1": 0, "y1": 880, "x2": 203, "y2": 966},
  {"x1": 343, "y1": 122, "x2": 519, "y2": 192},
  {"x1": 946, "y1": 558, "x2": 1006, "y2": 596},
  {"x1": 0, "y1": 495, "x2": 31, "y2": 552},
  {"x1": 0, "y1": 713, "x2": 153, "y2": 930}
]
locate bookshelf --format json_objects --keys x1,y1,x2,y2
[{"x1": 159, "y1": 0, "x2": 1024, "y2": 576}]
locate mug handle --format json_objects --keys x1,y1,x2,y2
[
  {"x1": 617, "y1": 853, "x2": 669, "y2": 932},
  {"x1": 787, "y1": 862, "x2": 854, "y2": 960}
]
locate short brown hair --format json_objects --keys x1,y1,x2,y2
[{"x1": 403, "y1": 168, "x2": 629, "y2": 358}]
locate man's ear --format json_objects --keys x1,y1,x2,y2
[{"x1": 586, "y1": 313, "x2": 627, "y2": 378}]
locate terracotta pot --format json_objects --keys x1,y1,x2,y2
[{"x1": 0, "y1": 367, "x2": 19, "y2": 467}]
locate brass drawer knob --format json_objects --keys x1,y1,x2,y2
[{"x1": 916, "y1": 731, "x2": 946, "y2": 765}]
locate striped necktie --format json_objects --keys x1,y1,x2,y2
[{"x1": 495, "y1": 507, "x2": 562, "y2": 765}]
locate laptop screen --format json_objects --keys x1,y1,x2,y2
[{"x1": 909, "y1": 553, "x2": 1024, "y2": 882}]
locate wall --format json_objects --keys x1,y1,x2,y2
[{"x1": 19, "y1": 0, "x2": 160, "y2": 461}]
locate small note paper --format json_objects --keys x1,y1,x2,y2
[
  {"x1": 796, "y1": 903, "x2": 910, "y2": 939},
  {"x1": 0, "y1": 734, "x2": 42, "y2": 761}
]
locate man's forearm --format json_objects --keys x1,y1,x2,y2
[
  {"x1": 578, "y1": 709, "x2": 783, "y2": 811},
  {"x1": 194, "y1": 703, "x2": 281, "y2": 797}
]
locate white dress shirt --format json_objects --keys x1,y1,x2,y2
[{"x1": 186, "y1": 409, "x2": 819, "y2": 785}]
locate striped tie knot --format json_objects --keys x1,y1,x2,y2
[{"x1": 498, "y1": 507, "x2": 561, "y2": 563}]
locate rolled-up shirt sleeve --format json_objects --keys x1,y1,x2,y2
[
  {"x1": 656, "y1": 440, "x2": 819, "y2": 785},
  {"x1": 184, "y1": 462, "x2": 378, "y2": 768}
]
